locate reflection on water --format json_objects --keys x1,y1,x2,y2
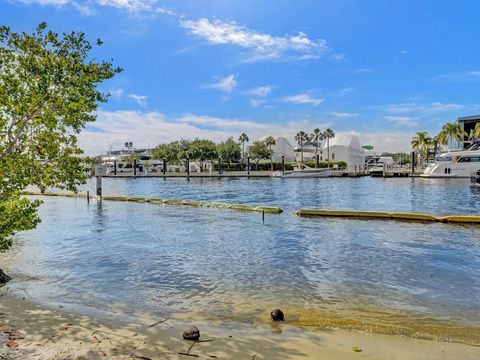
[{"x1": 5, "y1": 177, "x2": 480, "y2": 345}]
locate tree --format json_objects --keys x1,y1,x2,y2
[
  {"x1": 0, "y1": 23, "x2": 121, "y2": 256},
  {"x1": 311, "y1": 128, "x2": 323, "y2": 167},
  {"x1": 217, "y1": 137, "x2": 241, "y2": 166},
  {"x1": 238, "y1": 133, "x2": 249, "y2": 164},
  {"x1": 411, "y1": 131, "x2": 432, "y2": 165},
  {"x1": 188, "y1": 139, "x2": 218, "y2": 171},
  {"x1": 322, "y1": 128, "x2": 335, "y2": 166},
  {"x1": 468, "y1": 123, "x2": 480, "y2": 140},
  {"x1": 152, "y1": 142, "x2": 181, "y2": 164},
  {"x1": 264, "y1": 136, "x2": 276, "y2": 171},
  {"x1": 438, "y1": 122, "x2": 466, "y2": 148},
  {"x1": 249, "y1": 140, "x2": 270, "y2": 170},
  {"x1": 295, "y1": 131, "x2": 309, "y2": 163}
]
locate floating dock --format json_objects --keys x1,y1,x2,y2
[{"x1": 294, "y1": 209, "x2": 480, "y2": 224}]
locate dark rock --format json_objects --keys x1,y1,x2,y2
[
  {"x1": 182, "y1": 325, "x2": 200, "y2": 340},
  {"x1": 270, "y1": 309, "x2": 285, "y2": 322},
  {"x1": 0, "y1": 269, "x2": 11, "y2": 284}
]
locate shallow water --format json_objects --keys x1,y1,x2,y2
[{"x1": 5, "y1": 177, "x2": 480, "y2": 344}]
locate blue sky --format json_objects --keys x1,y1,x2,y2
[{"x1": 2, "y1": 0, "x2": 480, "y2": 154}]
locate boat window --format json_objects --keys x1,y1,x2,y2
[
  {"x1": 458, "y1": 157, "x2": 480, "y2": 162},
  {"x1": 118, "y1": 163, "x2": 124, "y2": 168},
  {"x1": 435, "y1": 156, "x2": 452, "y2": 161}
]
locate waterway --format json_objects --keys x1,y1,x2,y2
[{"x1": 4, "y1": 177, "x2": 480, "y2": 345}]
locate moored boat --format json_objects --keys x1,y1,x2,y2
[{"x1": 272, "y1": 164, "x2": 331, "y2": 178}]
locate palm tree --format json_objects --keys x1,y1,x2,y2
[
  {"x1": 438, "y1": 122, "x2": 466, "y2": 148},
  {"x1": 468, "y1": 122, "x2": 480, "y2": 140},
  {"x1": 411, "y1": 131, "x2": 432, "y2": 165},
  {"x1": 264, "y1": 136, "x2": 276, "y2": 171},
  {"x1": 322, "y1": 128, "x2": 335, "y2": 166},
  {"x1": 295, "y1": 131, "x2": 309, "y2": 163},
  {"x1": 238, "y1": 133, "x2": 249, "y2": 164},
  {"x1": 311, "y1": 128, "x2": 323, "y2": 167},
  {"x1": 431, "y1": 135, "x2": 440, "y2": 161}
]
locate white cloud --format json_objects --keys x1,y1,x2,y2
[
  {"x1": 207, "y1": 74, "x2": 237, "y2": 92},
  {"x1": 250, "y1": 99, "x2": 265, "y2": 108},
  {"x1": 247, "y1": 86, "x2": 272, "y2": 97},
  {"x1": 78, "y1": 110, "x2": 334, "y2": 155},
  {"x1": 428, "y1": 102, "x2": 464, "y2": 112},
  {"x1": 17, "y1": 0, "x2": 69, "y2": 5},
  {"x1": 384, "y1": 102, "x2": 464, "y2": 114},
  {"x1": 95, "y1": 0, "x2": 156, "y2": 12},
  {"x1": 436, "y1": 70, "x2": 480, "y2": 82},
  {"x1": 109, "y1": 88, "x2": 124, "y2": 98},
  {"x1": 178, "y1": 114, "x2": 269, "y2": 130},
  {"x1": 337, "y1": 87, "x2": 354, "y2": 96},
  {"x1": 129, "y1": 94, "x2": 148, "y2": 107},
  {"x1": 384, "y1": 116, "x2": 418, "y2": 128},
  {"x1": 180, "y1": 18, "x2": 328, "y2": 62},
  {"x1": 283, "y1": 94, "x2": 324, "y2": 106},
  {"x1": 17, "y1": 0, "x2": 158, "y2": 12},
  {"x1": 331, "y1": 112, "x2": 359, "y2": 118}
]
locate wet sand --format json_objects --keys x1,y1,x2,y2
[{"x1": 1, "y1": 288, "x2": 479, "y2": 360}]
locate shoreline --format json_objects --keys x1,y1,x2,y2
[{"x1": 1, "y1": 287, "x2": 479, "y2": 359}]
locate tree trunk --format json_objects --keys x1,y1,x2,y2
[
  {"x1": 327, "y1": 138, "x2": 330, "y2": 167},
  {"x1": 300, "y1": 142, "x2": 304, "y2": 163}
]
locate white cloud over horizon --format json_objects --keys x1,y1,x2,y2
[
  {"x1": 180, "y1": 18, "x2": 328, "y2": 62},
  {"x1": 283, "y1": 94, "x2": 324, "y2": 106},
  {"x1": 78, "y1": 110, "x2": 414, "y2": 156}
]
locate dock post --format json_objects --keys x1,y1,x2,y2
[
  {"x1": 96, "y1": 175, "x2": 102, "y2": 196},
  {"x1": 186, "y1": 157, "x2": 190, "y2": 181},
  {"x1": 113, "y1": 160, "x2": 117, "y2": 175},
  {"x1": 247, "y1": 157, "x2": 250, "y2": 178},
  {"x1": 383, "y1": 163, "x2": 386, "y2": 177},
  {"x1": 87, "y1": 190, "x2": 90, "y2": 204},
  {"x1": 411, "y1": 151, "x2": 415, "y2": 174},
  {"x1": 262, "y1": 210, "x2": 265, "y2": 224},
  {"x1": 316, "y1": 154, "x2": 319, "y2": 168},
  {"x1": 163, "y1": 159, "x2": 166, "y2": 180},
  {"x1": 282, "y1": 155, "x2": 285, "y2": 173},
  {"x1": 133, "y1": 159, "x2": 137, "y2": 176}
]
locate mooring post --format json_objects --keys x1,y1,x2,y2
[
  {"x1": 282, "y1": 155, "x2": 285, "y2": 173},
  {"x1": 133, "y1": 159, "x2": 137, "y2": 177},
  {"x1": 87, "y1": 190, "x2": 90, "y2": 204},
  {"x1": 96, "y1": 175, "x2": 102, "y2": 196},
  {"x1": 247, "y1": 157, "x2": 250, "y2": 178},
  {"x1": 163, "y1": 158, "x2": 167, "y2": 180},
  {"x1": 411, "y1": 151, "x2": 415, "y2": 174},
  {"x1": 113, "y1": 160, "x2": 117, "y2": 175},
  {"x1": 218, "y1": 157, "x2": 222, "y2": 177},
  {"x1": 262, "y1": 210, "x2": 265, "y2": 224},
  {"x1": 383, "y1": 163, "x2": 386, "y2": 177},
  {"x1": 186, "y1": 157, "x2": 190, "y2": 181},
  {"x1": 316, "y1": 154, "x2": 320, "y2": 168}
]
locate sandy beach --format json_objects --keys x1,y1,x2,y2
[{"x1": 1, "y1": 286, "x2": 479, "y2": 360}]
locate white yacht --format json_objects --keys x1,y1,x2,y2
[
  {"x1": 421, "y1": 139, "x2": 480, "y2": 178},
  {"x1": 272, "y1": 164, "x2": 331, "y2": 178},
  {"x1": 368, "y1": 156, "x2": 394, "y2": 177}
]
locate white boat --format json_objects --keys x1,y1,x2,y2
[
  {"x1": 272, "y1": 164, "x2": 331, "y2": 178},
  {"x1": 368, "y1": 156, "x2": 394, "y2": 177},
  {"x1": 421, "y1": 139, "x2": 480, "y2": 178}
]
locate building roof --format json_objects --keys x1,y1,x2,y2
[
  {"x1": 322, "y1": 133, "x2": 363, "y2": 150},
  {"x1": 458, "y1": 115, "x2": 480, "y2": 122}
]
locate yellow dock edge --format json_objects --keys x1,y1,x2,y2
[
  {"x1": 294, "y1": 209, "x2": 480, "y2": 224},
  {"x1": 20, "y1": 191, "x2": 282, "y2": 214}
]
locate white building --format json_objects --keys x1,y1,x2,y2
[
  {"x1": 321, "y1": 134, "x2": 365, "y2": 169},
  {"x1": 264, "y1": 136, "x2": 295, "y2": 162}
]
